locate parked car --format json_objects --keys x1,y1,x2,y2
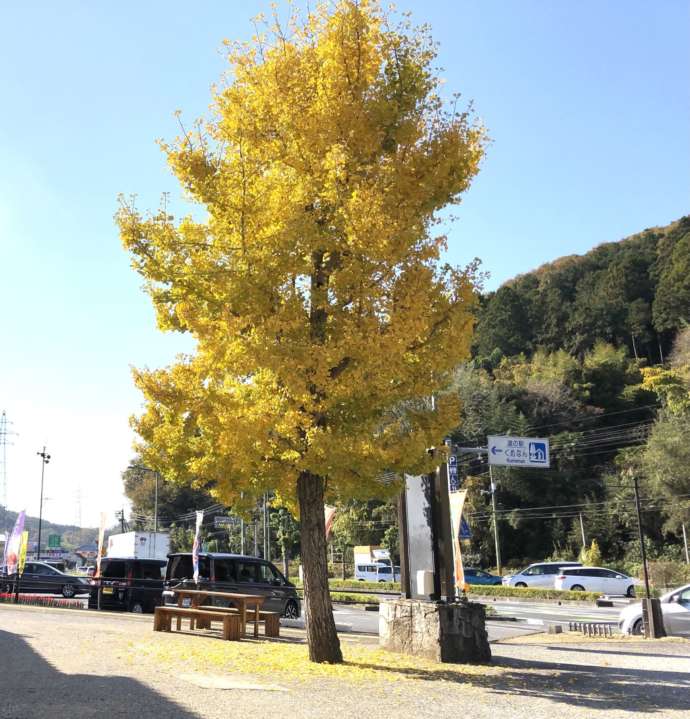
[
  {"x1": 554, "y1": 566, "x2": 639, "y2": 597},
  {"x1": 163, "y1": 553, "x2": 300, "y2": 619},
  {"x1": 502, "y1": 561, "x2": 582, "y2": 588},
  {"x1": 464, "y1": 568, "x2": 502, "y2": 586},
  {"x1": 88, "y1": 557, "x2": 167, "y2": 613},
  {"x1": 619, "y1": 583, "x2": 690, "y2": 636},
  {"x1": 3, "y1": 561, "x2": 89, "y2": 597},
  {"x1": 355, "y1": 562, "x2": 401, "y2": 582}
]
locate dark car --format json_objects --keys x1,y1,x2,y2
[
  {"x1": 163, "y1": 553, "x2": 300, "y2": 619},
  {"x1": 88, "y1": 557, "x2": 167, "y2": 613},
  {"x1": 3, "y1": 561, "x2": 90, "y2": 597},
  {"x1": 464, "y1": 568, "x2": 502, "y2": 586}
]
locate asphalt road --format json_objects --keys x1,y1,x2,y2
[
  {"x1": 296, "y1": 601, "x2": 624, "y2": 640},
  {"x1": 30, "y1": 593, "x2": 626, "y2": 640}
]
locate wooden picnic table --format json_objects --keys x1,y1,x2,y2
[{"x1": 170, "y1": 587, "x2": 265, "y2": 638}]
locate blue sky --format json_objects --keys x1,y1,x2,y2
[{"x1": 1, "y1": 1, "x2": 688, "y2": 528}]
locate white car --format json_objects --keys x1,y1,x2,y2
[
  {"x1": 619, "y1": 583, "x2": 690, "y2": 636},
  {"x1": 554, "y1": 566, "x2": 639, "y2": 597},
  {"x1": 502, "y1": 561, "x2": 582, "y2": 588}
]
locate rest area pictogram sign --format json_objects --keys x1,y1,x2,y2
[{"x1": 487, "y1": 435, "x2": 550, "y2": 468}]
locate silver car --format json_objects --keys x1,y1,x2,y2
[{"x1": 619, "y1": 583, "x2": 690, "y2": 636}]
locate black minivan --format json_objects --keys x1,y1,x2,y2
[
  {"x1": 88, "y1": 558, "x2": 167, "y2": 613},
  {"x1": 163, "y1": 553, "x2": 300, "y2": 618}
]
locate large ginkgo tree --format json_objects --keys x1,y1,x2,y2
[{"x1": 119, "y1": 0, "x2": 484, "y2": 663}]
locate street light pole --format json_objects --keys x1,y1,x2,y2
[{"x1": 36, "y1": 447, "x2": 51, "y2": 560}]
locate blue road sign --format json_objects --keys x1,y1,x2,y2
[{"x1": 487, "y1": 435, "x2": 550, "y2": 468}]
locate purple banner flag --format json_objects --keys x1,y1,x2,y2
[{"x1": 4, "y1": 511, "x2": 26, "y2": 575}]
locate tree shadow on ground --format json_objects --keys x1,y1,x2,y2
[
  {"x1": 345, "y1": 651, "x2": 690, "y2": 714},
  {"x1": 0, "y1": 629, "x2": 201, "y2": 718}
]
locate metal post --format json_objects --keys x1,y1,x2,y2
[
  {"x1": 682, "y1": 524, "x2": 689, "y2": 565},
  {"x1": 253, "y1": 518, "x2": 258, "y2": 557},
  {"x1": 240, "y1": 517, "x2": 245, "y2": 555},
  {"x1": 36, "y1": 448, "x2": 50, "y2": 560},
  {"x1": 489, "y1": 465, "x2": 502, "y2": 576},
  {"x1": 632, "y1": 473, "x2": 652, "y2": 601},
  {"x1": 579, "y1": 513, "x2": 587, "y2": 549}
]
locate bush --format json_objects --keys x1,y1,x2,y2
[
  {"x1": 646, "y1": 561, "x2": 690, "y2": 589},
  {"x1": 579, "y1": 539, "x2": 603, "y2": 566},
  {"x1": 0, "y1": 593, "x2": 84, "y2": 609},
  {"x1": 466, "y1": 585, "x2": 601, "y2": 602},
  {"x1": 292, "y1": 578, "x2": 400, "y2": 592}
]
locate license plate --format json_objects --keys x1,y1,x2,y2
[
  {"x1": 182, "y1": 597, "x2": 191, "y2": 607},
  {"x1": 102, "y1": 587, "x2": 114, "y2": 595}
]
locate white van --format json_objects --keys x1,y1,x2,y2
[{"x1": 355, "y1": 562, "x2": 401, "y2": 582}]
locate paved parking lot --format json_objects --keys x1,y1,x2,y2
[{"x1": 1, "y1": 603, "x2": 689, "y2": 719}]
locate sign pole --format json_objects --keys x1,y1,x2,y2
[{"x1": 489, "y1": 465, "x2": 502, "y2": 576}]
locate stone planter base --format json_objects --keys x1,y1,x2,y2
[{"x1": 379, "y1": 599, "x2": 491, "y2": 664}]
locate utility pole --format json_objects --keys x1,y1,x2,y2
[
  {"x1": 631, "y1": 471, "x2": 651, "y2": 601},
  {"x1": 264, "y1": 494, "x2": 271, "y2": 562},
  {"x1": 154, "y1": 472, "x2": 159, "y2": 533},
  {"x1": 240, "y1": 517, "x2": 246, "y2": 555},
  {"x1": 683, "y1": 524, "x2": 689, "y2": 565},
  {"x1": 578, "y1": 513, "x2": 587, "y2": 549},
  {"x1": 36, "y1": 447, "x2": 51, "y2": 560},
  {"x1": 489, "y1": 465, "x2": 502, "y2": 576},
  {"x1": 0, "y1": 411, "x2": 17, "y2": 513},
  {"x1": 262, "y1": 494, "x2": 268, "y2": 559}
]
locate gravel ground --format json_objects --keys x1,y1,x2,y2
[{"x1": 1, "y1": 604, "x2": 689, "y2": 719}]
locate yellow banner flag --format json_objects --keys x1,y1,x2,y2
[
  {"x1": 18, "y1": 531, "x2": 29, "y2": 576},
  {"x1": 96, "y1": 512, "x2": 107, "y2": 578}
]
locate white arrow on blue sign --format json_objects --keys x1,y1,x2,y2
[{"x1": 487, "y1": 435, "x2": 550, "y2": 468}]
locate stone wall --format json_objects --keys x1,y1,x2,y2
[{"x1": 379, "y1": 598, "x2": 491, "y2": 664}]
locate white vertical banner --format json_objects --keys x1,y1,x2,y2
[
  {"x1": 192, "y1": 510, "x2": 204, "y2": 583},
  {"x1": 96, "y1": 512, "x2": 107, "y2": 578},
  {"x1": 324, "y1": 505, "x2": 336, "y2": 540},
  {"x1": 448, "y1": 489, "x2": 468, "y2": 593}
]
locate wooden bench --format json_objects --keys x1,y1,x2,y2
[
  {"x1": 196, "y1": 605, "x2": 281, "y2": 638},
  {"x1": 153, "y1": 606, "x2": 241, "y2": 641}
]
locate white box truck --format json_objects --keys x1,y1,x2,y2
[{"x1": 106, "y1": 532, "x2": 170, "y2": 561}]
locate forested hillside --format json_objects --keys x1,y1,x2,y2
[
  {"x1": 475, "y1": 216, "x2": 690, "y2": 362},
  {"x1": 120, "y1": 217, "x2": 689, "y2": 579},
  {"x1": 461, "y1": 216, "x2": 690, "y2": 573},
  {"x1": 0, "y1": 506, "x2": 97, "y2": 549}
]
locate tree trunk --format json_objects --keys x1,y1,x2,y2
[
  {"x1": 298, "y1": 471, "x2": 343, "y2": 663},
  {"x1": 282, "y1": 543, "x2": 289, "y2": 580}
]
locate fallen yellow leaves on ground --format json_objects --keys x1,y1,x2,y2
[{"x1": 132, "y1": 632, "x2": 500, "y2": 685}]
